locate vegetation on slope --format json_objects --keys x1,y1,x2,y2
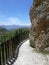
[{"x1": 0, "y1": 28, "x2": 29, "y2": 43}]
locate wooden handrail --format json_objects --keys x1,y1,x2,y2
[{"x1": 0, "y1": 31, "x2": 29, "y2": 65}]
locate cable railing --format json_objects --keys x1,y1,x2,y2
[{"x1": 0, "y1": 29, "x2": 29, "y2": 65}]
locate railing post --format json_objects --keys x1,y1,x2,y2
[
  {"x1": 2, "y1": 43, "x2": 6, "y2": 65},
  {"x1": 9, "y1": 39, "x2": 13, "y2": 59},
  {"x1": 0, "y1": 44, "x2": 3, "y2": 65}
]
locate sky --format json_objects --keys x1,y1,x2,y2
[{"x1": 0, "y1": 0, "x2": 33, "y2": 26}]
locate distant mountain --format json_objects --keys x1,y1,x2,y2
[{"x1": 0, "y1": 25, "x2": 30, "y2": 30}]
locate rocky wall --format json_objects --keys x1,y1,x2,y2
[{"x1": 29, "y1": 0, "x2": 49, "y2": 52}]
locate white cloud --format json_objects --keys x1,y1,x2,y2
[
  {"x1": 6, "y1": 18, "x2": 22, "y2": 25},
  {"x1": 0, "y1": 17, "x2": 31, "y2": 26}
]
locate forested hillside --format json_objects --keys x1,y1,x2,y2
[{"x1": 0, "y1": 28, "x2": 29, "y2": 43}]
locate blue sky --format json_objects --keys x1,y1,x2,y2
[{"x1": 0, "y1": 0, "x2": 33, "y2": 26}]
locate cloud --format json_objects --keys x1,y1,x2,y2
[
  {"x1": 0, "y1": 17, "x2": 31, "y2": 26},
  {"x1": 6, "y1": 18, "x2": 22, "y2": 25}
]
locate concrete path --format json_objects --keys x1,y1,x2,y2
[{"x1": 14, "y1": 40, "x2": 49, "y2": 65}]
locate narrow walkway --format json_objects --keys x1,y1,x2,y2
[{"x1": 14, "y1": 40, "x2": 49, "y2": 65}]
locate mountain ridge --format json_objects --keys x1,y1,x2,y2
[{"x1": 0, "y1": 25, "x2": 30, "y2": 30}]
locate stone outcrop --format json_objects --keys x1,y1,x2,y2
[{"x1": 29, "y1": 0, "x2": 49, "y2": 52}]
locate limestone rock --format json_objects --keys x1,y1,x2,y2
[{"x1": 29, "y1": 0, "x2": 49, "y2": 52}]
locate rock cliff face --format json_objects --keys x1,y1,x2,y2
[{"x1": 29, "y1": 0, "x2": 49, "y2": 52}]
